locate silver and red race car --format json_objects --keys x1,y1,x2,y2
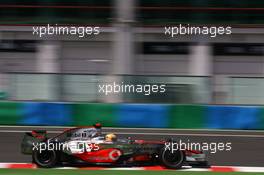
[{"x1": 21, "y1": 124, "x2": 208, "y2": 169}]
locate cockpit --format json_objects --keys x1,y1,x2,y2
[{"x1": 52, "y1": 127, "x2": 102, "y2": 142}]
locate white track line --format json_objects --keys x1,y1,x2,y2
[
  {"x1": 0, "y1": 130, "x2": 264, "y2": 138},
  {"x1": 0, "y1": 130, "x2": 60, "y2": 134},
  {"x1": 0, "y1": 125, "x2": 264, "y2": 133},
  {"x1": 114, "y1": 132, "x2": 264, "y2": 138},
  {"x1": 236, "y1": 166, "x2": 264, "y2": 172}
]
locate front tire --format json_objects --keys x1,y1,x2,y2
[
  {"x1": 160, "y1": 148, "x2": 185, "y2": 169},
  {"x1": 32, "y1": 149, "x2": 58, "y2": 168}
]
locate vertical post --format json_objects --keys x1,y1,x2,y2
[
  {"x1": 103, "y1": 0, "x2": 135, "y2": 103},
  {"x1": 37, "y1": 41, "x2": 60, "y2": 73},
  {"x1": 36, "y1": 41, "x2": 60, "y2": 101},
  {"x1": 189, "y1": 43, "x2": 212, "y2": 103},
  {"x1": 112, "y1": 0, "x2": 135, "y2": 75},
  {"x1": 0, "y1": 32, "x2": 7, "y2": 100},
  {"x1": 189, "y1": 44, "x2": 212, "y2": 76}
]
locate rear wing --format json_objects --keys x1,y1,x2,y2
[
  {"x1": 31, "y1": 130, "x2": 47, "y2": 139},
  {"x1": 21, "y1": 130, "x2": 47, "y2": 155}
]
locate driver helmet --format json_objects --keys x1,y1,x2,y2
[{"x1": 105, "y1": 133, "x2": 117, "y2": 142}]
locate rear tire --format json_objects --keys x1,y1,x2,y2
[
  {"x1": 32, "y1": 149, "x2": 58, "y2": 168},
  {"x1": 160, "y1": 148, "x2": 185, "y2": 169}
]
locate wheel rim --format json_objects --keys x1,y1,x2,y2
[
  {"x1": 36, "y1": 150, "x2": 55, "y2": 165},
  {"x1": 162, "y1": 150, "x2": 183, "y2": 167}
]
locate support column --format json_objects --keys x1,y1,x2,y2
[
  {"x1": 189, "y1": 43, "x2": 212, "y2": 103},
  {"x1": 103, "y1": 0, "x2": 135, "y2": 103},
  {"x1": 36, "y1": 41, "x2": 60, "y2": 101},
  {"x1": 112, "y1": 0, "x2": 135, "y2": 75},
  {"x1": 0, "y1": 32, "x2": 7, "y2": 100},
  {"x1": 189, "y1": 44, "x2": 212, "y2": 76},
  {"x1": 37, "y1": 41, "x2": 60, "y2": 73}
]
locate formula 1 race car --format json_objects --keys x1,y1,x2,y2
[{"x1": 21, "y1": 124, "x2": 208, "y2": 169}]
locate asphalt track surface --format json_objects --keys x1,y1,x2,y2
[{"x1": 0, "y1": 126, "x2": 263, "y2": 167}]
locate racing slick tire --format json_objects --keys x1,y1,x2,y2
[
  {"x1": 160, "y1": 147, "x2": 185, "y2": 169},
  {"x1": 32, "y1": 149, "x2": 59, "y2": 168}
]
